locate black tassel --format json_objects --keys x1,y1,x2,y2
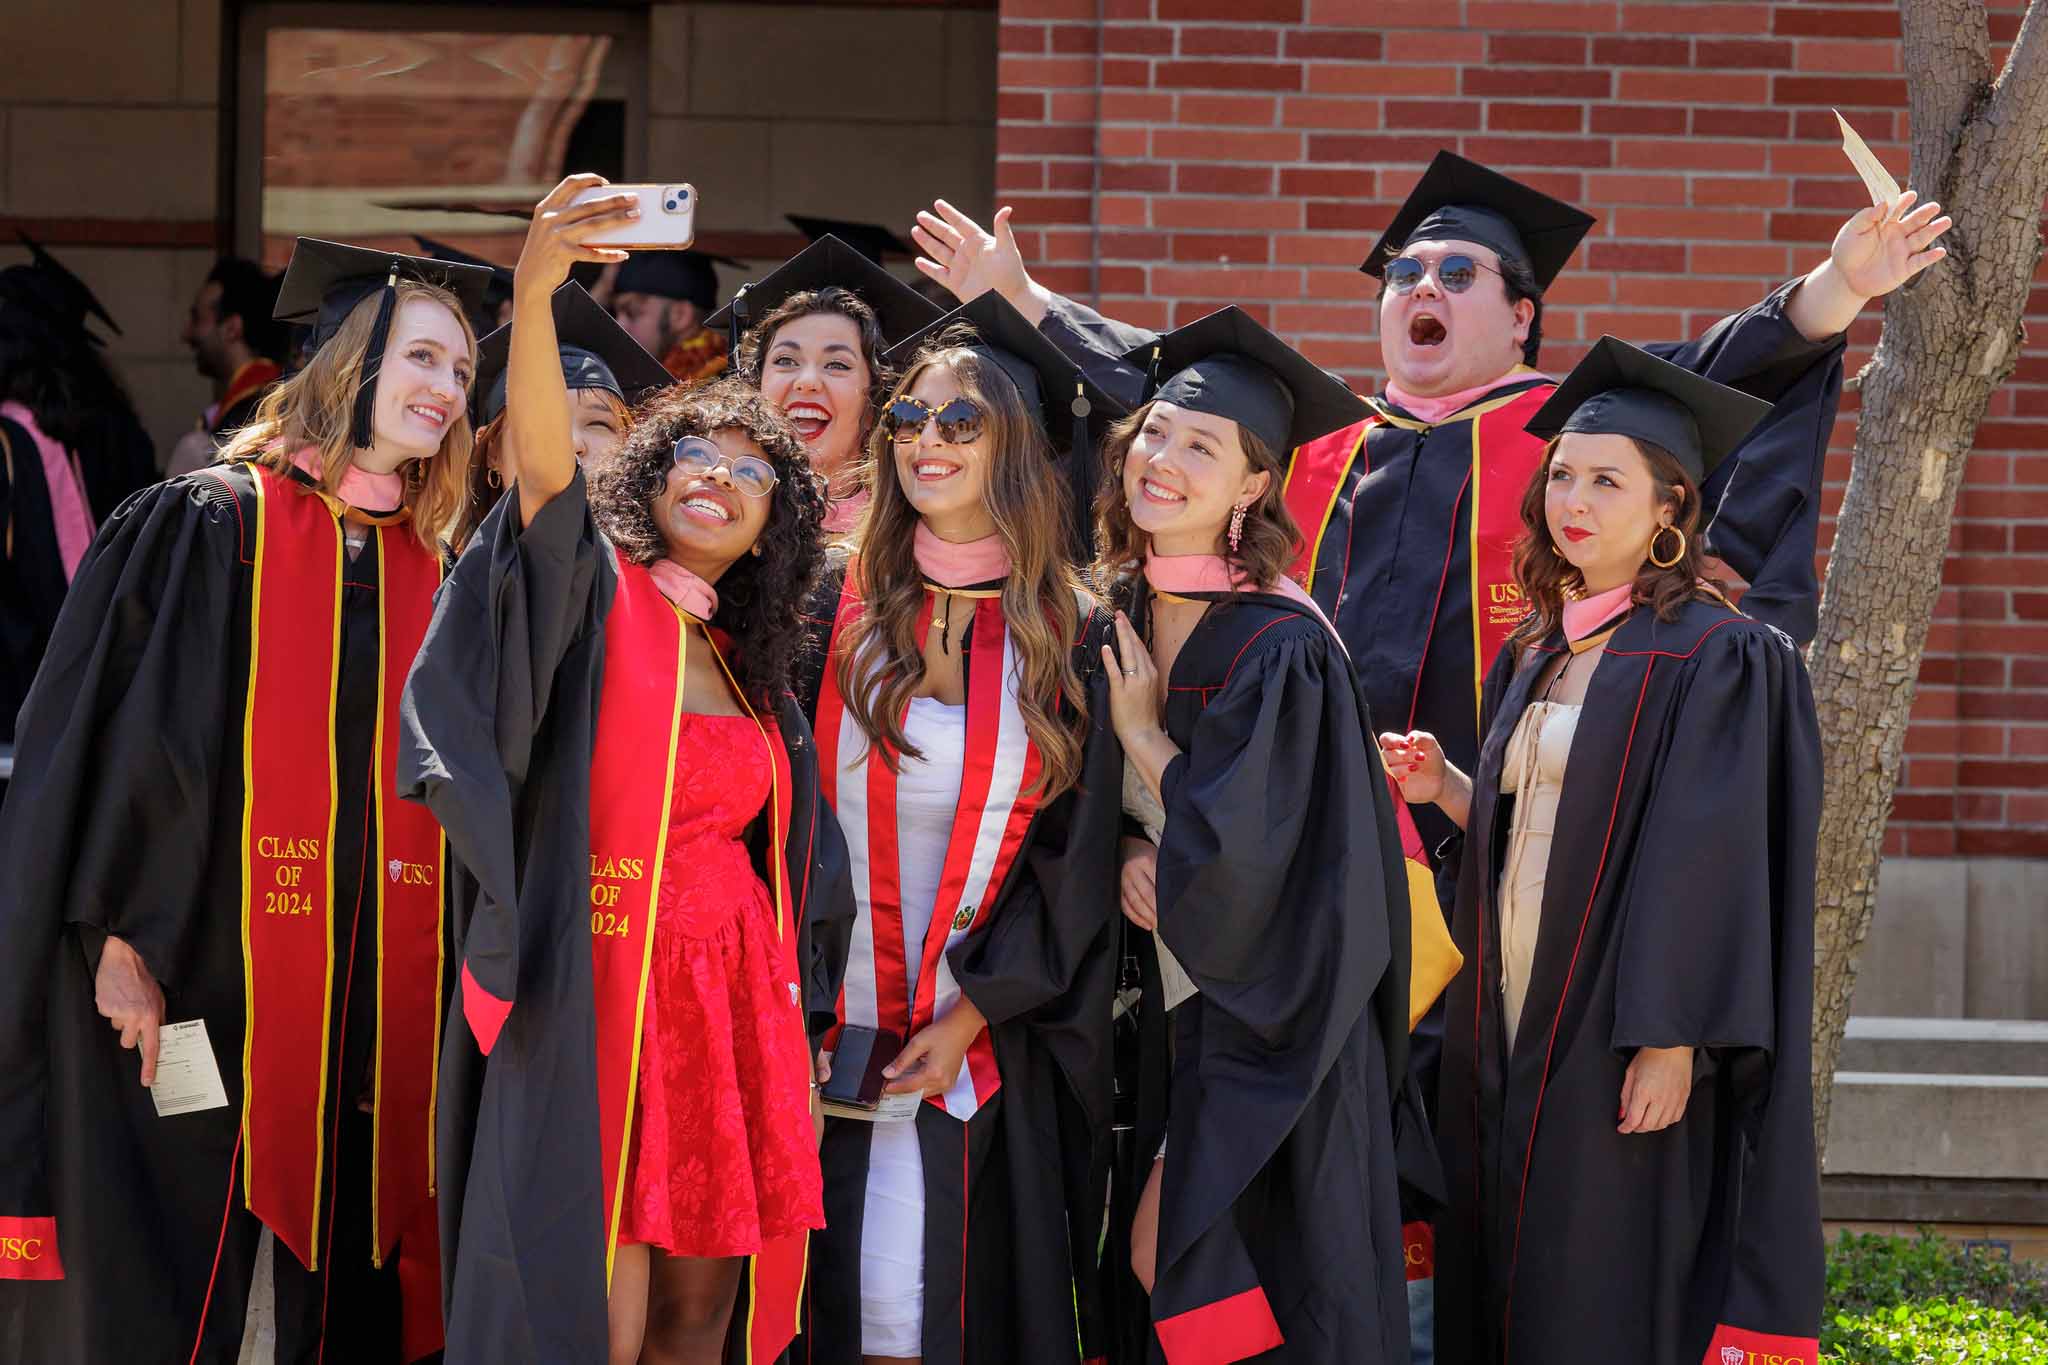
[
  {"x1": 350, "y1": 265, "x2": 402, "y2": 449},
  {"x1": 1069, "y1": 378, "x2": 1094, "y2": 558}
]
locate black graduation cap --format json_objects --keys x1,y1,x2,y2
[
  {"x1": 1363, "y1": 151, "x2": 1596, "y2": 293},
  {"x1": 611, "y1": 249, "x2": 742, "y2": 312},
  {"x1": 703, "y1": 234, "x2": 942, "y2": 357},
  {"x1": 884, "y1": 291, "x2": 1127, "y2": 547},
  {"x1": 1118, "y1": 306, "x2": 1367, "y2": 457},
  {"x1": 0, "y1": 233, "x2": 122, "y2": 343},
  {"x1": 473, "y1": 282, "x2": 673, "y2": 426},
  {"x1": 412, "y1": 235, "x2": 515, "y2": 333},
  {"x1": 272, "y1": 237, "x2": 497, "y2": 447},
  {"x1": 786, "y1": 214, "x2": 916, "y2": 265},
  {"x1": 1523, "y1": 336, "x2": 1775, "y2": 484}
]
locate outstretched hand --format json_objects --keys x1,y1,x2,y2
[
  {"x1": 1829, "y1": 190, "x2": 1951, "y2": 300},
  {"x1": 913, "y1": 201, "x2": 1046, "y2": 322}
]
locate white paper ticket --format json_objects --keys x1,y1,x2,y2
[
  {"x1": 821, "y1": 1090, "x2": 925, "y2": 1124},
  {"x1": 150, "y1": 1019, "x2": 231, "y2": 1117},
  {"x1": 1835, "y1": 110, "x2": 1903, "y2": 207}
]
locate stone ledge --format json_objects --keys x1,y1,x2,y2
[{"x1": 1827, "y1": 1071, "x2": 2048, "y2": 1181}]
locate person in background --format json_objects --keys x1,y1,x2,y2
[
  {"x1": 611, "y1": 249, "x2": 742, "y2": 388},
  {"x1": 165, "y1": 256, "x2": 286, "y2": 477}
]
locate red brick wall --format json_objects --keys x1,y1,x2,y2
[{"x1": 996, "y1": 0, "x2": 2048, "y2": 858}]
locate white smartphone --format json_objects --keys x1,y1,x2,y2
[{"x1": 566, "y1": 183, "x2": 698, "y2": 250}]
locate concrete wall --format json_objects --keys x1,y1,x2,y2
[
  {"x1": 0, "y1": 0, "x2": 224, "y2": 466},
  {"x1": 1852, "y1": 858, "x2": 2048, "y2": 1020}
]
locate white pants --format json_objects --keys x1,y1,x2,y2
[{"x1": 860, "y1": 1118, "x2": 926, "y2": 1356}]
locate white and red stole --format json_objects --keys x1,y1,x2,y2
[
  {"x1": 584, "y1": 554, "x2": 809, "y2": 1361},
  {"x1": 814, "y1": 554, "x2": 1046, "y2": 1123},
  {"x1": 222, "y1": 463, "x2": 445, "y2": 1344}
]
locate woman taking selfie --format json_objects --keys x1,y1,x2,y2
[
  {"x1": 0, "y1": 239, "x2": 491, "y2": 1363},
  {"x1": 1384, "y1": 340, "x2": 1826, "y2": 1364},
  {"x1": 401, "y1": 176, "x2": 848, "y2": 1365},
  {"x1": 711, "y1": 234, "x2": 941, "y2": 533},
  {"x1": 1091, "y1": 308, "x2": 1415, "y2": 1365},
  {"x1": 795, "y1": 291, "x2": 1122, "y2": 1365}
]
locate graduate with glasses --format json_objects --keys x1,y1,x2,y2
[
  {"x1": 400, "y1": 176, "x2": 851, "y2": 1365},
  {"x1": 793, "y1": 291, "x2": 1124, "y2": 1365}
]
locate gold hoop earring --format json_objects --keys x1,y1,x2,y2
[{"x1": 1648, "y1": 525, "x2": 1686, "y2": 569}]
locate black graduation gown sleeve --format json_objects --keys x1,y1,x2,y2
[
  {"x1": 1149, "y1": 619, "x2": 1409, "y2": 1364},
  {"x1": 792, "y1": 554, "x2": 856, "y2": 1050},
  {"x1": 1609, "y1": 621, "x2": 1824, "y2": 1349},
  {"x1": 1645, "y1": 278, "x2": 1847, "y2": 644},
  {"x1": 398, "y1": 472, "x2": 615, "y2": 1364},
  {"x1": 1037, "y1": 292, "x2": 1158, "y2": 411},
  {"x1": 0, "y1": 476, "x2": 238, "y2": 1312}
]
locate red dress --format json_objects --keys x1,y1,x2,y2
[{"x1": 618, "y1": 712, "x2": 824, "y2": 1257}]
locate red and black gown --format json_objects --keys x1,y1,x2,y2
[
  {"x1": 0, "y1": 462, "x2": 451, "y2": 1364},
  {"x1": 400, "y1": 470, "x2": 854, "y2": 1365},
  {"x1": 790, "y1": 559, "x2": 1124, "y2": 1365}
]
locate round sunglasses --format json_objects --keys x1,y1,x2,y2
[
  {"x1": 671, "y1": 437, "x2": 778, "y2": 498},
  {"x1": 1381, "y1": 253, "x2": 1503, "y2": 296},
  {"x1": 883, "y1": 395, "x2": 986, "y2": 445}
]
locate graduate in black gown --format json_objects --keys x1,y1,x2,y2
[
  {"x1": 791, "y1": 291, "x2": 1123, "y2": 1365},
  {"x1": 0, "y1": 237, "x2": 492, "y2": 1364},
  {"x1": 1091, "y1": 308, "x2": 1412, "y2": 1365},
  {"x1": 398, "y1": 176, "x2": 850, "y2": 1365},
  {"x1": 1381, "y1": 340, "x2": 1829, "y2": 1364}
]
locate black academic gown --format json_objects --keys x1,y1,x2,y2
[
  {"x1": 0, "y1": 413, "x2": 70, "y2": 774},
  {"x1": 1039, "y1": 284, "x2": 1843, "y2": 857},
  {"x1": 1105, "y1": 585, "x2": 1411, "y2": 1365},
  {"x1": 792, "y1": 563, "x2": 1122, "y2": 1365},
  {"x1": 397, "y1": 471, "x2": 855, "y2": 1365},
  {"x1": 1432, "y1": 597, "x2": 1823, "y2": 1365},
  {"x1": 0, "y1": 463, "x2": 441, "y2": 1365}
]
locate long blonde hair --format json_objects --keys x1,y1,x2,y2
[
  {"x1": 219, "y1": 280, "x2": 478, "y2": 551},
  {"x1": 836, "y1": 344, "x2": 1089, "y2": 799}
]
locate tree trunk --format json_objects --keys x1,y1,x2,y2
[{"x1": 1809, "y1": 0, "x2": 2048, "y2": 1153}]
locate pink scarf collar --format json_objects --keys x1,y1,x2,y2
[
  {"x1": 914, "y1": 521, "x2": 1011, "y2": 587},
  {"x1": 1383, "y1": 365, "x2": 1551, "y2": 426},
  {"x1": 1562, "y1": 583, "x2": 1634, "y2": 642},
  {"x1": 823, "y1": 488, "x2": 870, "y2": 536},
  {"x1": 0, "y1": 401, "x2": 93, "y2": 581},
  {"x1": 1144, "y1": 554, "x2": 1346, "y2": 655},
  {"x1": 647, "y1": 559, "x2": 719, "y2": 620},
  {"x1": 287, "y1": 445, "x2": 404, "y2": 511}
]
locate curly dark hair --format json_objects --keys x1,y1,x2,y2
[
  {"x1": 1507, "y1": 433, "x2": 1719, "y2": 651},
  {"x1": 589, "y1": 377, "x2": 829, "y2": 709},
  {"x1": 1090, "y1": 399, "x2": 1302, "y2": 593}
]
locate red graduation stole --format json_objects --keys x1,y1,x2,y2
[
  {"x1": 232, "y1": 464, "x2": 445, "y2": 1296},
  {"x1": 813, "y1": 569, "x2": 1043, "y2": 1122},
  {"x1": 585, "y1": 558, "x2": 808, "y2": 1361}
]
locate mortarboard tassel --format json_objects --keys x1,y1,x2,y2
[
  {"x1": 727, "y1": 284, "x2": 752, "y2": 374},
  {"x1": 350, "y1": 264, "x2": 402, "y2": 448},
  {"x1": 1069, "y1": 378, "x2": 1095, "y2": 558},
  {"x1": 1140, "y1": 343, "x2": 1164, "y2": 405}
]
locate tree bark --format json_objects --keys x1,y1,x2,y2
[{"x1": 1809, "y1": 0, "x2": 2048, "y2": 1154}]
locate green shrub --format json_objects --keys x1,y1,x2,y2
[{"x1": 1823, "y1": 1229, "x2": 2048, "y2": 1364}]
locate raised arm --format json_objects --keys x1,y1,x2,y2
[{"x1": 508, "y1": 175, "x2": 635, "y2": 526}]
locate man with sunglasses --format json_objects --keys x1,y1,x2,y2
[{"x1": 914, "y1": 149, "x2": 1950, "y2": 1363}]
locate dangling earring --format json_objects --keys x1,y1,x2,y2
[
  {"x1": 751, "y1": 541, "x2": 764, "y2": 557},
  {"x1": 1228, "y1": 500, "x2": 1249, "y2": 554},
  {"x1": 485, "y1": 464, "x2": 504, "y2": 491},
  {"x1": 1648, "y1": 524, "x2": 1686, "y2": 569}
]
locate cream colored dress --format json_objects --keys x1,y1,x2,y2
[{"x1": 1496, "y1": 701, "x2": 1580, "y2": 1053}]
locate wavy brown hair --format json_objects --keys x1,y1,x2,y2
[
  {"x1": 219, "y1": 280, "x2": 478, "y2": 552},
  {"x1": 735, "y1": 286, "x2": 895, "y2": 488},
  {"x1": 590, "y1": 377, "x2": 828, "y2": 710},
  {"x1": 1089, "y1": 399, "x2": 1302, "y2": 592},
  {"x1": 1508, "y1": 434, "x2": 1715, "y2": 651},
  {"x1": 834, "y1": 341, "x2": 1089, "y2": 799}
]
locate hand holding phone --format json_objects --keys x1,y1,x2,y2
[{"x1": 566, "y1": 183, "x2": 698, "y2": 250}]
